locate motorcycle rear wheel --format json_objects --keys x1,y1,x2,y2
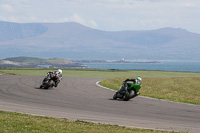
[
  {"x1": 44, "y1": 86, "x2": 49, "y2": 89},
  {"x1": 44, "y1": 80, "x2": 54, "y2": 89},
  {"x1": 128, "y1": 90, "x2": 135, "y2": 98},
  {"x1": 123, "y1": 90, "x2": 134, "y2": 101}
]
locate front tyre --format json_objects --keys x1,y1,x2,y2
[{"x1": 113, "y1": 93, "x2": 117, "y2": 100}]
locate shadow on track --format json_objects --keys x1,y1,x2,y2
[
  {"x1": 108, "y1": 98, "x2": 133, "y2": 102},
  {"x1": 34, "y1": 87, "x2": 54, "y2": 90}
]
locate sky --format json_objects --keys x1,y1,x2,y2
[{"x1": 0, "y1": 0, "x2": 200, "y2": 33}]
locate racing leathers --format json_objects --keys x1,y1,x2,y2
[
  {"x1": 48, "y1": 71, "x2": 62, "y2": 87},
  {"x1": 118, "y1": 78, "x2": 141, "y2": 95}
]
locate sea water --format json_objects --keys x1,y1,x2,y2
[{"x1": 83, "y1": 61, "x2": 200, "y2": 72}]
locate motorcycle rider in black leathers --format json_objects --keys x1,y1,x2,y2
[
  {"x1": 48, "y1": 69, "x2": 62, "y2": 87},
  {"x1": 117, "y1": 76, "x2": 142, "y2": 95}
]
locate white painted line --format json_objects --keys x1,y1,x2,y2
[
  {"x1": 96, "y1": 81, "x2": 116, "y2": 92},
  {"x1": 96, "y1": 80, "x2": 200, "y2": 107}
]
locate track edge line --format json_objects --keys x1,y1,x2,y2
[{"x1": 96, "y1": 80, "x2": 199, "y2": 107}]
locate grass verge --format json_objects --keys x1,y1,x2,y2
[
  {"x1": 0, "y1": 111, "x2": 180, "y2": 133},
  {"x1": 0, "y1": 67, "x2": 200, "y2": 78},
  {"x1": 99, "y1": 77, "x2": 200, "y2": 105}
]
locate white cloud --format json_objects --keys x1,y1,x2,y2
[
  {"x1": 89, "y1": 20, "x2": 98, "y2": 28},
  {"x1": 62, "y1": 14, "x2": 98, "y2": 29},
  {"x1": 182, "y1": 3, "x2": 196, "y2": 7},
  {"x1": 62, "y1": 14, "x2": 86, "y2": 24},
  {"x1": 71, "y1": 14, "x2": 86, "y2": 24},
  {"x1": 0, "y1": 4, "x2": 15, "y2": 12}
]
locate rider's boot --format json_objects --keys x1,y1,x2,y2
[
  {"x1": 136, "y1": 92, "x2": 140, "y2": 96},
  {"x1": 55, "y1": 80, "x2": 60, "y2": 87}
]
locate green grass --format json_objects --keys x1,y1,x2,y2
[
  {"x1": 0, "y1": 67, "x2": 200, "y2": 78},
  {"x1": 0, "y1": 111, "x2": 179, "y2": 133},
  {"x1": 99, "y1": 77, "x2": 200, "y2": 105}
]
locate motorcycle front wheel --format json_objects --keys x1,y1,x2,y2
[{"x1": 113, "y1": 93, "x2": 117, "y2": 100}]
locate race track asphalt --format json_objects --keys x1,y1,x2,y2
[{"x1": 0, "y1": 75, "x2": 200, "y2": 133}]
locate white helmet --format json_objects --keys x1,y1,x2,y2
[
  {"x1": 136, "y1": 76, "x2": 142, "y2": 81},
  {"x1": 57, "y1": 69, "x2": 62, "y2": 74}
]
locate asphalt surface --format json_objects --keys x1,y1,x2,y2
[{"x1": 0, "y1": 75, "x2": 200, "y2": 132}]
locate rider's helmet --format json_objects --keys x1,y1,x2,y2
[
  {"x1": 136, "y1": 76, "x2": 142, "y2": 85},
  {"x1": 136, "y1": 76, "x2": 142, "y2": 81},
  {"x1": 57, "y1": 69, "x2": 62, "y2": 74}
]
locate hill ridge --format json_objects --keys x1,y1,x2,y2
[{"x1": 0, "y1": 21, "x2": 200, "y2": 60}]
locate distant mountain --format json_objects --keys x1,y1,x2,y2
[
  {"x1": 4, "y1": 56, "x2": 72, "y2": 64},
  {"x1": 1, "y1": 57, "x2": 82, "y2": 68},
  {"x1": 0, "y1": 59, "x2": 27, "y2": 67},
  {"x1": 0, "y1": 21, "x2": 200, "y2": 60}
]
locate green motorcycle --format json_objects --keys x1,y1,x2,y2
[{"x1": 113, "y1": 81, "x2": 141, "y2": 101}]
